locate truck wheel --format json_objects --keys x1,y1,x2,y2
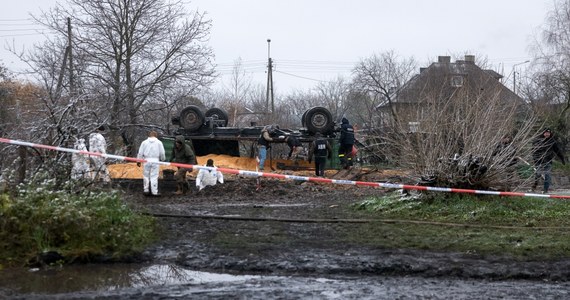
[
  {"x1": 205, "y1": 108, "x2": 229, "y2": 127},
  {"x1": 305, "y1": 107, "x2": 333, "y2": 134},
  {"x1": 179, "y1": 105, "x2": 205, "y2": 132}
]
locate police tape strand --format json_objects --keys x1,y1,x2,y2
[{"x1": 0, "y1": 137, "x2": 568, "y2": 199}]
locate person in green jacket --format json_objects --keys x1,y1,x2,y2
[{"x1": 171, "y1": 135, "x2": 197, "y2": 195}]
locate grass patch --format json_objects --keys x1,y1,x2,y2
[
  {"x1": 349, "y1": 191, "x2": 570, "y2": 259},
  {"x1": 0, "y1": 176, "x2": 156, "y2": 267}
]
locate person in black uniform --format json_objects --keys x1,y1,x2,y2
[
  {"x1": 338, "y1": 117, "x2": 355, "y2": 169},
  {"x1": 309, "y1": 132, "x2": 332, "y2": 177}
]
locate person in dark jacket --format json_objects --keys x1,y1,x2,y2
[
  {"x1": 338, "y1": 117, "x2": 355, "y2": 169},
  {"x1": 285, "y1": 135, "x2": 303, "y2": 161},
  {"x1": 257, "y1": 125, "x2": 284, "y2": 171},
  {"x1": 171, "y1": 135, "x2": 197, "y2": 195},
  {"x1": 532, "y1": 129, "x2": 566, "y2": 193},
  {"x1": 308, "y1": 132, "x2": 332, "y2": 177},
  {"x1": 257, "y1": 126, "x2": 274, "y2": 171}
]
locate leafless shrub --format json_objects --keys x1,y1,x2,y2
[{"x1": 383, "y1": 69, "x2": 538, "y2": 191}]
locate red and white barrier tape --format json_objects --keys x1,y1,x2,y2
[{"x1": 0, "y1": 137, "x2": 567, "y2": 199}]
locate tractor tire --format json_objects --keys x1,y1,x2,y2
[
  {"x1": 205, "y1": 107, "x2": 229, "y2": 127},
  {"x1": 179, "y1": 105, "x2": 205, "y2": 132},
  {"x1": 304, "y1": 107, "x2": 333, "y2": 134}
]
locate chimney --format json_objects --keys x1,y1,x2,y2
[
  {"x1": 420, "y1": 67, "x2": 427, "y2": 73},
  {"x1": 438, "y1": 56, "x2": 451, "y2": 63},
  {"x1": 464, "y1": 55, "x2": 475, "y2": 64}
]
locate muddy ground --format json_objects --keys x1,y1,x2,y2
[
  {"x1": 125, "y1": 174, "x2": 570, "y2": 280},
  {"x1": 4, "y1": 171, "x2": 570, "y2": 299},
  {"x1": 113, "y1": 173, "x2": 570, "y2": 297}
]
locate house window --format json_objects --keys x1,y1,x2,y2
[{"x1": 451, "y1": 76, "x2": 464, "y2": 87}]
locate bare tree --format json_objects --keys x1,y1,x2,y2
[
  {"x1": 282, "y1": 90, "x2": 322, "y2": 123},
  {"x1": 30, "y1": 0, "x2": 216, "y2": 155},
  {"x1": 351, "y1": 50, "x2": 417, "y2": 129},
  {"x1": 383, "y1": 57, "x2": 537, "y2": 191},
  {"x1": 218, "y1": 58, "x2": 254, "y2": 127},
  {"x1": 313, "y1": 76, "x2": 350, "y2": 121},
  {"x1": 0, "y1": 77, "x2": 84, "y2": 184},
  {"x1": 528, "y1": 0, "x2": 570, "y2": 130}
]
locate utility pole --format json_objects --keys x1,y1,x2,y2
[
  {"x1": 67, "y1": 17, "x2": 74, "y2": 94},
  {"x1": 55, "y1": 18, "x2": 73, "y2": 98},
  {"x1": 265, "y1": 38, "x2": 274, "y2": 114},
  {"x1": 512, "y1": 60, "x2": 529, "y2": 94}
]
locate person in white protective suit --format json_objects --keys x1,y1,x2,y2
[
  {"x1": 137, "y1": 130, "x2": 166, "y2": 196},
  {"x1": 89, "y1": 125, "x2": 111, "y2": 182},
  {"x1": 71, "y1": 138, "x2": 90, "y2": 180},
  {"x1": 196, "y1": 159, "x2": 224, "y2": 191}
]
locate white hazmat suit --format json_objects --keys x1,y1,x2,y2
[
  {"x1": 89, "y1": 131, "x2": 111, "y2": 182},
  {"x1": 71, "y1": 138, "x2": 90, "y2": 179},
  {"x1": 196, "y1": 164, "x2": 224, "y2": 191},
  {"x1": 137, "y1": 135, "x2": 166, "y2": 195}
]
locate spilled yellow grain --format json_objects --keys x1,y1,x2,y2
[{"x1": 108, "y1": 154, "x2": 314, "y2": 179}]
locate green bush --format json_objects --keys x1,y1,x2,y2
[{"x1": 0, "y1": 174, "x2": 156, "y2": 266}]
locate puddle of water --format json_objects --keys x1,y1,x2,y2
[
  {"x1": 216, "y1": 203, "x2": 309, "y2": 207},
  {"x1": 2, "y1": 264, "x2": 570, "y2": 299},
  {"x1": 0, "y1": 264, "x2": 264, "y2": 294}
]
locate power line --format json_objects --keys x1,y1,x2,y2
[
  {"x1": 0, "y1": 18, "x2": 34, "y2": 22},
  {"x1": 277, "y1": 59, "x2": 356, "y2": 65},
  {"x1": 216, "y1": 59, "x2": 356, "y2": 69},
  {"x1": 274, "y1": 70, "x2": 330, "y2": 82},
  {"x1": 0, "y1": 23, "x2": 42, "y2": 27},
  {"x1": 0, "y1": 28, "x2": 43, "y2": 32},
  {"x1": 0, "y1": 32, "x2": 50, "y2": 38}
]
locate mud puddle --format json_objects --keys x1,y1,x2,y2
[
  {"x1": 0, "y1": 264, "x2": 276, "y2": 297},
  {"x1": 2, "y1": 263, "x2": 570, "y2": 299}
]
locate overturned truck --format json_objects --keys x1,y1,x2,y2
[{"x1": 166, "y1": 105, "x2": 340, "y2": 170}]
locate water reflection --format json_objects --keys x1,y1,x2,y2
[
  {"x1": 0, "y1": 264, "x2": 261, "y2": 294},
  {"x1": 2, "y1": 264, "x2": 570, "y2": 299}
]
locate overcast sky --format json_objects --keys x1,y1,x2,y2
[{"x1": 0, "y1": 0, "x2": 555, "y2": 93}]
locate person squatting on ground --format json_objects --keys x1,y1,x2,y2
[
  {"x1": 308, "y1": 132, "x2": 332, "y2": 177},
  {"x1": 196, "y1": 159, "x2": 224, "y2": 191},
  {"x1": 137, "y1": 130, "x2": 166, "y2": 196},
  {"x1": 71, "y1": 138, "x2": 90, "y2": 180},
  {"x1": 89, "y1": 125, "x2": 111, "y2": 182},
  {"x1": 171, "y1": 135, "x2": 197, "y2": 195},
  {"x1": 532, "y1": 128, "x2": 566, "y2": 193},
  {"x1": 285, "y1": 135, "x2": 303, "y2": 161},
  {"x1": 338, "y1": 117, "x2": 355, "y2": 169}
]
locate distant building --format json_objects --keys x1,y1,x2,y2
[{"x1": 376, "y1": 55, "x2": 526, "y2": 132}]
